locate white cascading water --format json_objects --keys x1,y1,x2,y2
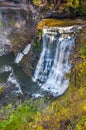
[
  {"x1": 7, "y1": 70, "x2": 22, "y2": 94},
  {"x1": 15, "y1": 43, "x2": 31, "y2": 63},
  {"x1": 32, "y1": 26, "x2": 77, "y2": 96},
  {"x1": 0, "y1": 65, "x2": 12, "y2": 73}
]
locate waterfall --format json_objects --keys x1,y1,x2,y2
[
  {"x1": 15, "y1": 43, "x2": 31, "y2": 63},
  {"x1": 32, "y1": 26, "x2": 77, "y2": 96}
]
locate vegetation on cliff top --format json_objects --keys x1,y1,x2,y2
[{"x1": 33, "y1": 0, "x2": 86, "y2": 17}]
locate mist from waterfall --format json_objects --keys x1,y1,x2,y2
[{"x1": 32, "y1": 26, "x2": 75, "y2": 96}]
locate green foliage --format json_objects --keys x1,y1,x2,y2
[
  {"x1": 75, "y1": 116, "x2": 86, "y2": 130},
  {"x1": 0, "y1": 86, "x2": 4, "y2": 95},
  {"x1": 0, "y1": 97, "x2": 51, "y2": 130},
  {"x1": 33, "y1": 30, "x2": 42, "y2": 52},
  {"x1": 29, "y1": 86, "x2": 86, "y2": 130},
  {"x1": 0, "y1": 86, "x2": 86, "y2": 130},
  {"x1": 0, "y1": 22, "x2": 5, "y2": 29},
  {"x1": 33, "y1": 0, "x2": 86, "y2": 17},
  {"x1": 70, "y1": 27, "x2": 86, "y2": 88},
  {"x1": 0, "y1": 102, "x2": 37, "y2": 130},
  {"x1": 66, "y1": 0, "x2": 86, "y2": 16},
  {"x1": 81, "y1": 45, "x2": 86, "y2": 56},
  {"x1": 67, "y1": 0, "x2": 79, "y2": 7},
  {"x1": 32, "y1": 0, "x2": 41, "y2": 6},
  {"x1": 77, "y1": 5, "x2": 86, "y2": 16},
  {"x1": 9, "y1": 18, "x2": 16, "y2": 26}
]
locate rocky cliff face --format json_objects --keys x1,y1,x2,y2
[{"x1": 0, "y1": 1, "x2": 41, "y2": 77}]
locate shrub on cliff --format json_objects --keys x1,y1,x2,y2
[{"x1": 0, "y1": 86, "x2": 4, "y2": 96}]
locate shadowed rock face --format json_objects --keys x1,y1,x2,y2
[
  {"x1": 0, "y1": 0, "x2": 30, "y2": 4},
  {"x1": 0, "y1": 7, "x2": 36, "y2": 50},
  {"x1": 0, "y1": 2, "x2": 39, "y2": 77},
  {"x1": 7, "y1": 0, "x2": 22, "y2": 3},
  {"x1": 2, "y1": 0, "x2": 22, "y2": 3}
]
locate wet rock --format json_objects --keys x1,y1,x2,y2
[
  {"x1": 0, "y1": 82, "x2": 33, "y2": 107},
  {"x1": 0, "y1": 44, "x2": 12, "y2": 56}
]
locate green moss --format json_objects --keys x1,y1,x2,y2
[
  {"x1": 0, "y1": 86, "x2": 4, "y2": 95},
  {"x1": 9, "y1": 18, "x2": 16, "y2": 26},
  {"x1": 81, "y1": 45, "x2": 86, "y2": 56},
  {"x1": 33, "y1": 30, "x2": 42, "y2": 52},
  {"x1": 0, "y1": 22, "x2": 5, "y2": 29}
]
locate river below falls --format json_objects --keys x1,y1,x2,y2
[{"x1": 0, "y1": 53, "x2": 43, "y2": 97}]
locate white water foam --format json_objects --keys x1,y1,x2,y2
[
  {"x1": 0, "y1": 65, "x2": 12, "y2": 73},
  {"x1": 43, "y1": 25, "x2": 82, "y2": 34},
  {"x1": 32, "y1": 93, "x2": 44, "y2": 98}
]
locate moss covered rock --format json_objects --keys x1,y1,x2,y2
[{"x1": 0, "y1": 86, "x2": 4, "y2": 96}]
